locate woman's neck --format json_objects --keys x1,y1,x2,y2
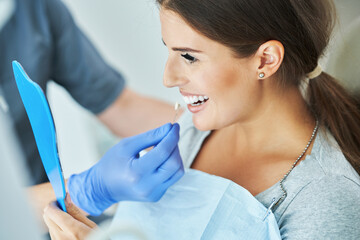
[{"x1": 220, "y1": 86, "x2": 316, "y2": 161}]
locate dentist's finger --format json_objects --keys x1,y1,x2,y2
[
  {"x1": 155, "y1": 146, "x2": 183, "y2": 181},
  {"x1": 136, "y1": 146, "x2": 182, "y2": 193},
  {"x1": 120, "y1": 123, "x2": 173, "y2": 155},
  {"x1": 133, "y1": 123, "x2": 180, "y2": 172},
  {"x1": 148, "y1": 167, "x2": 185, "y2": 202},
  {"x1": 162, "y1": 164, "x2": 184, "y2": 186}
]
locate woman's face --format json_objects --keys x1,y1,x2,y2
[{"x1": 160, "y1": 10, "x2": 265, "y2": 131}]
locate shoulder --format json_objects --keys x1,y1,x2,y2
[
  {"x1": 314, "y1": 129, "x2": 360, "y2": 183},
  {"x1": 22, "y1": 0, "x2": 70, "y2": 18},
  {"x1": 272, "y1": 130, "x2": 360, "y2": 239},
  {"x1": 279, "y1": 174, "x2": 360, "y2": 239},
  {"x1": 41, "y1": 0, "x2": 75, "y2": 31},
  {"x1": 15, "y1": 0, "x2": 77, "y2": 36},
  {"x1": 289, "y1": 174, "x2": 360, "y2": 207}
]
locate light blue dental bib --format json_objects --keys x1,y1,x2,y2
[{"x1": 111, "y1": 169, "x2": 281, "y2": 239}]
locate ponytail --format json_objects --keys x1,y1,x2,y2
[{"x1": 308, "y1": 72, "x2": 360, "y2": 174}]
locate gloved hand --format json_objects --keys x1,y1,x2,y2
[{"x1": 67, "y1": 123, "x2": 184, "y2": 216}]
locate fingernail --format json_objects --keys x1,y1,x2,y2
[{"x1": 65, "y1": 193, "x2": 71, "y2": 203}]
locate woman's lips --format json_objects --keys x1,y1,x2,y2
[{"x1": 187, "y1": 99, "x2": 208, "y2": 113}]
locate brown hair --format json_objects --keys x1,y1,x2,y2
[{"x1": 157, "y1": 0, "x2": 360, "y2": 174}]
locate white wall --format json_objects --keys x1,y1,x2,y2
[
  {"x1": 334, "y1": 0, "x2": 360, "y2": 27},
  {"x1": 322, "y1": 0, "x2": 360, "y2": 66}
]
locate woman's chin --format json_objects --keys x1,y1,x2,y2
[{"x1": 192, "y1": 116, "x2": 217, "y2": 132}]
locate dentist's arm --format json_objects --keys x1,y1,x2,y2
[{"x1": 98, "y1": 88, "x2": 182, "y2": 137}]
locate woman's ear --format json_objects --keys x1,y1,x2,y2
[{"x1": 255, "y1": 40, "x2": 284, "y2": 79}]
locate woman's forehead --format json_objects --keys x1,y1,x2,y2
[
  {"x1": 160, "y1": 9, "x2": 192, "y2": 36},
  {"x1": 159, "y1": 9, "x2": 227, "y2": 54},
  {"x1": 160, "y1": 9, "x2": 183, "y2": 24}
]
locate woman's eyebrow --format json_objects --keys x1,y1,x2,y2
[
  {"x1": 162, "y1": 39, "x2": 202, "y2": 53},
  {"x1": 172, "y1": 47, "x2": 202, "y2": 53}
]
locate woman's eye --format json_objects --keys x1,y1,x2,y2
[{"x1": 181, "y1": 53, "x2": 198, "y2": 64}]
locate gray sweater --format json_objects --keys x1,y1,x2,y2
[{"x1": 178, "y1": 112, "x2": 360, "y2": 239}]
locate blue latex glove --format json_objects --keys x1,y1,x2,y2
[{"x1": 68, "y1": 123, "x2": 184, "y2": 216}]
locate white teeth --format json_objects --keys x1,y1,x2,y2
[
  {"x1": 182, "y1": 94, "x2": 209, "y2": 105},
  {"x1": 184, "y1": 96, "x2": 190, "y2": 104}
]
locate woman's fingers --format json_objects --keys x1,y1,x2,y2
[
  {"x1": 43, "y1": 214, "x2": 67, "y2": 240},
  {"x1": 44, "y1": 202, "x2": 93, "y2": 239},
  {"x1": 44, "y1": 202, "x2": 75, "y2": 232},
  {"x1": 43, "y1": 213, "x2": 61, "y2": 232},
  {"x1": 65, "y1": 195, "x2": 97, "y2": 229}
]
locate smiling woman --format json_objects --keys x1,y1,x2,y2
[
  {"x1": 42, "y1": 0, "x2": 360, "y2": 239},
  {"x1": 149, "y1": 0, "x2": 360, "y2": 238}
]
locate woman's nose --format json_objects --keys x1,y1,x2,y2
[{"x1": 163, "y1": 57, "x2": 188, "y2": 88}]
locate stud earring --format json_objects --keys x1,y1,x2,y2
[{"x1": 259, "y1": 72, "x2": 265, "y2": 78}]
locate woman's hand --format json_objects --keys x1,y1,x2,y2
[
  {"x1": 68, "y1": 123, "x2": 184, "y2": 216},
  {"x1": 43, "y1": 195, "x2": 97, "y2": 240}
]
